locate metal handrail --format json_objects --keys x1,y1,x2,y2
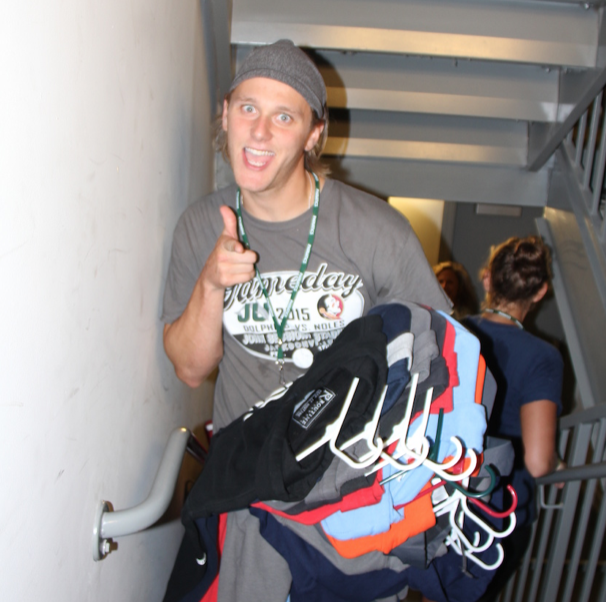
[
  {"x1": 537, "y1": 461, "x2": 606, "y2": 486},
  {"x1": 92, "y1": 427, "x2": 206, "y2": 561}
]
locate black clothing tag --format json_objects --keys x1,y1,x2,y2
[{"x1": 292, "y1": 388, "x2": 336, "y2": 429}]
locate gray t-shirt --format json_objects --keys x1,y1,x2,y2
[{"x1": 162, "y1": 178, "x2": 451, "y2": 430}]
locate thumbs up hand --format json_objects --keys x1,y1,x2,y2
[
  {"x1": 218, "y1": 205, "x2": 244, "y2": 253},
  {"x1": 201, "y1": 206, "x2": 257, "y2": 290}
]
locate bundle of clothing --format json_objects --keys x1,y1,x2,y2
[{"x1": 163, "y1": 302, "x2": 516, "y2": 602}]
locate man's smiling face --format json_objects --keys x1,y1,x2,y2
[{"x1": 222, "y1": 77, "x2": 323, "y2": 197}]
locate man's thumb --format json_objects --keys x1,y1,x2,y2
[{"x1": 220, "y1": 205, "x2": 239, "y2": 240}]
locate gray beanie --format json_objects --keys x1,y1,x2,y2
[{"x1": 229, "y1": 39, "x2": 326, "y2": 118}]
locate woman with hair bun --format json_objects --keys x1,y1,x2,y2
[{"x1": 464, "y1": 235, "x2": 565, "y2": 601}]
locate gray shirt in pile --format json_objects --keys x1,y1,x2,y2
[{"x1": 162, "y1": 177, "x2": 451, "y2": 430}]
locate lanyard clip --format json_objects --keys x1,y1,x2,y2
[{"x1": 275, "y1": 357, "x2": 286, "y2": 385}]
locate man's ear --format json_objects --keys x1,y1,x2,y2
[
  {"x1": 532, "y1": 282, "x2": 549, "y2": 303},
  {"x1": 482, "y1": 269, "x2": 491, "y2": 293},
  {"x1": 305, "y1": 121, "x2": 324, "y2": 152},
  {"x1": 221, "y1": 98, "x2": 229, "y2": 132}
]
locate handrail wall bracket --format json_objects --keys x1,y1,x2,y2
[
  {"x1": 92, "y1": 427, "x2": 206, "y2": 562},
  {"x1": 92, "y1": 500, "x2": 113, "y2": 562}
]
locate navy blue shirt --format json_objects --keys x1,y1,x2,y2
[{"x1": 464, "y1": 316, "x2": 563, "y2": 526}]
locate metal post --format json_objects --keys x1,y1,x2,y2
[
  {"x1": 512, "y1": 520, "x2": 539, "y2": 602},
  {"x1": 582, "y1": 93, "x2": 603, "y2": 195},
  {"x1": 575, "y1": 110, "x2": 588, "y2": 168},
  {"x1": 559, "y1": 420, "x2": 606, "y2": 602},
  {"x1": 591, "y1": 97, "x2": 606, "y2": 215},
  {"x1": 578, "y1": 491, "x2": 606, "y2": 602},
  {"x1": 538, "y1": 423, "x2": 592, "y2": 602}
]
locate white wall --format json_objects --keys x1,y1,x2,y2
[{"x1": 0, "y1": 1, "x2": 215, "y2": 599}]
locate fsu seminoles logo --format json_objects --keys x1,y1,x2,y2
[{"x1": 317, "y1": 294, "x2": 344, "y2": 320}]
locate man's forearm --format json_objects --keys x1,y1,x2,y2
[
  {"x1": 163, "y1": 280, "x2": 225, "y2": 387},
  {"x1": 163, "y1": 205, "x2": 257, "y2": 386}
]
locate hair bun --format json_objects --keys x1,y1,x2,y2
[{"x1": 486, "y1": 236, "x2": 551, "y2": 305}]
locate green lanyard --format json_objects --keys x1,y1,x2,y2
[{"x1": 235, "y1": 171, "x2": 320, "y2": 378}]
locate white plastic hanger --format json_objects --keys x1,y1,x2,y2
[
  {"x1": 366, "y1": 373, "x2": 426, "y2": 476},
  {"x1": 295, "y1": 377, "x2": 361, "y2": 462},
  {"x1": 295, "y1": 378, "x2": 387, "y2": 468},
  {"x1": 367, "y1": 372, "x2": 475, "y2": 482},
  {"x1": 332, "y1": 385, "x2": 387, "y2": 468},
  {"x1": 394, "y1": 377, "x2": 478, "y2": 481},
  {"x1": 374, "y1": 387, "x2": 433, "y2": 478},
  {"x1": 445, "y1": 531, "x2": 505, "y2": 571},
  {"x1": 432, "y1": 482, "x2": 515, "y2": 570}
]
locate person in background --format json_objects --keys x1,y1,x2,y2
[
  {"x1": 433, "y1": 260, "x2": 478, "y2": 320},
  {"x1": 463, "y1": 235, "x2": 565, "y2": 602}
]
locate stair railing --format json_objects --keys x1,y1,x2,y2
[{"x1": 499, "y1": 404, "x2": 606, "y2": 602}]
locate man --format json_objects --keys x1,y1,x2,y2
[{"x1": 161, "y1": 39, "x2": 450, "y2": 432}]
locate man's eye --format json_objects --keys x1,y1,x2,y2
[
  {"x1": 242, "y1": 105, "x2": 255, "y2": 113},
  {"x1": 278, "y1": 114, "x2": 292, "y2": 123}
]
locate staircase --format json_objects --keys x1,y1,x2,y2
[{"x1": 229, "y1": 0, "x2": 606, "y2": 206}]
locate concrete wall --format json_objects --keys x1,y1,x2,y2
[{"x1": 0, "y1": 1, "x2": 215, "y2": 599}]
